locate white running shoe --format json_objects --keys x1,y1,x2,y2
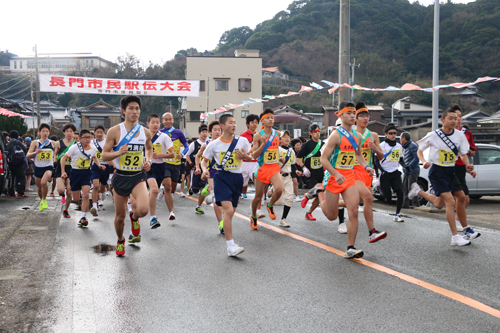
[
  {"x1": 344, "y1": 248, "x2": 364, "y2": 259},
  {"x1": 279, "y1": 219, "x2": 290, "y2": 228},
  {"x1": 294, "y1": 195, "x2": 302, "y2": 202},
  {"x1": 157, "y1": 187, "x2": 165, "y2": 201},
  {"x1": 338, "y1": 222, "x2": 347, "y2": 234},
  {"x1": 227, "y1": 243, "x2": 245, "y2": 257},
  {"x1": 98, "y1": 200, "x2": 104, "y2": 207},
  {"x1": 408, "y1": 182, "x2": 421, "y2": 200},
  {"x1": 456, "y1": 221, "x2": 464, "y2": 232},
  {"x1": 169, "y1": 212, "x2": 176, "y2": 220},
  {"x1": 358, "y1": 205, "x2": 364, "y2": 212},
  {"x1": 257, "y1": 209, "x2": 265, "y2": 219},
  {"x1": 205, "y1": 192, "x2": 214, "y2": 205},
  {"x1": 393, "y1": 215, "x2": 405, "y2": 222},
  {"x1": 451, "y1": 234, "x2": 471, "y2": 246},
  {"x1": 105, "y1": 190, "x2": 111, "y2": 196},
  {"x1": 127, "y1": 203, "x2": 132, "y2": 213},
  {"x1": 90, "y1": 206, "x2": 98, "y2": 217},
  {"x1": 179, "y1": 192, "x2": 185, "y2": 198}
]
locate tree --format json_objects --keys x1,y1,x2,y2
[{"x1": 0, "y1": 116, "x2": 28, "y2": 136}]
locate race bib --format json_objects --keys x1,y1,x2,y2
[
  {"x1": 335, "y1": 151, "x2": 355, "y2": 170},
  {"x1": 74, "y1": 156, "x2": 91, "y2": 169},
  {"x1": 96, "y1": 151, "x2": 103, "y2": 162},
  {"x1": 264, "y1": 149, "x2": 279, "y2": 164},
  {"x1": 438, "y1": 149, "x2": 456, "y2": 166},
  {"x1": 37, "y1": 151, "x2": 52, "y2": 163},
  {"x1": 310, "y1": 156, "x2": 322, "y2": 169},
  {"x1": 388, "y1": 149, "x2": 401, "y2": 162},
  {"x1": 119, "y1": 151, "x2": 143, "y2": 171},
  {"x1": 65, "y1": 157, "x2": 72, "y2": 165},
  {"x1": 152, "y1": 143, "x2": 162, "y2": 155},
  {"x1": 355, "y1": 148, "x2": 372, "y2": 165},
  {"x1": 218, "y1": 151, "x2": 241, "y2": 170},
  {"x1": 281, "y1": 152, "x2": 293, "y2": 166}
]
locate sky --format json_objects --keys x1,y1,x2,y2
[{"x1": 3, "y1": 0, "x2": 475, "y2": 66}]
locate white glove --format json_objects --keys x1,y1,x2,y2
[{"x1": 303, "y1": 167, "x2": 311, "y2": 177}]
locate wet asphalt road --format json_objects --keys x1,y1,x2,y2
[{"x1": 1, "y1": 187, "x2": 500, "y2": 332}]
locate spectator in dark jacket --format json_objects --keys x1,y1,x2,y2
[
  {"x1": 6, "y1": 130, "x2": 28, "y2": 197},
  {"x1": 401, "y1": 132, "x2": 420, "y2": 208}
]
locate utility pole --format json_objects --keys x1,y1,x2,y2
[
  {"x1": 338, "y1": 0, "x2": 350, "y2": 108},
  {"x1": 34, "y1": 45, "x2": 41, "y2": 127},
  {"x1": 30, "y1": 73, "x2": 35, "y2": 131},
  {"x1": 432, "y1": 0, "x2": 440, "y2": 130},
  {"x1": 349, "y1": 58, "x2": 360, "y2": 102}
]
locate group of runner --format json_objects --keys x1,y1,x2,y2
[{"x1": 26, "y1": 95, "x2": 481, "y2": 259}]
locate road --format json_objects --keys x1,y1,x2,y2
[{"x1": 1, "y1": 187, "x2": 500, "y2": 332}]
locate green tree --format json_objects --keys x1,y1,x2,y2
[{"x1": 0, "y1": 115, "x2": 28, "y2": 136}]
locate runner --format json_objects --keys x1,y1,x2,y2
[
  {"x1": 49, "y1": 135, "x2": 58, "y2": 197},
  {"x1": 54, "y1": 123, "x2": 76, "y2": 218},
  {"x1": 186, "y1": 124, "x2": 208, "y2": 214},
  {"x1": 101, "y1": 95, "x2": 153, "y2": 256},
  {"x1": 26, "y1": 123, "x2": 56, "y2": 212},
  {"x1": 240, "y1": 114, "x2": 259, "y2": 199},
  {"x1": 451, "y1": 104, "x2": 477, "y2": 232},
  {"x1": 297, "y1": 124, "x2": 325, "y2": 221},
  {"x1": 73, "y1": 132, "x2": 80, "y2": 143},
  {"x1": 201, "y1": 114, "x2": 252, "y2": 256},
  {"x1": 145, "y1": 114, "x2": 174, "y2": 228},
  {"x1": 249, "y1": 109, "x2": 283, "y2": 230},
  {"x1": 60, "y1": 129, "x2": 101, "y2": 227},
  {"x1": 277, "y1": 130, "x2": 295, "y2": 227},
  {"x1": 159, "y1": 112, "x2": 188, "y2": 220},
  {"x1": 344, "y1": 101, "x2": 387, "y2": 242},
  {"x1": 312, "y1": 103, "x2": 375, "y2": 259},
  {"x1": 90, "y1": 124, "x2": 115, "y2": 217},
  {"x1": 408, "y1": 107, "x2": 480, "y2": 246},
  {"x1": 375, "y1": 123, "x2": 405, "y2": 222},
  {"x1": 290, "y1": 138, "x2": 303, "y2": 202}
]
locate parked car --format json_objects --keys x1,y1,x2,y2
[
  {"x1": 373, "y1": 143, "x2": 500, "y2": 204},
  {"x1": 0, "y1": 132, "x2": 8, "y2": 196}
]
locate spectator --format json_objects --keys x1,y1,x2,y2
[
  {"x1": 401, "y1": 132, "x2": 420, "y2": 208},
  {"x1": 24, "y1": 137, "x2": 34, "y2": 191},
  {"x1": 3, "y1": 131, "x2": 10, "y2": 143},
  {"x1": 6, "y1": 130, "x2": 28, "y2": 197}
]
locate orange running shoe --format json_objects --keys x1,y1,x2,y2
[
  {"x1": 250, "y1": 215, "x2": 258, "y2": 230},
  {"x1": 266, "y1": 204, "x2": 276, "y2": 220}
]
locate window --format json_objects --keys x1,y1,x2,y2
[
  {"x1": 239, "y1": 79, "x2": 251, "y2": 92},
  {"x1": 91, "y1": 60, "x2": 94, "y2": 67},
  {"x1": 406, "y1": 119, "x2": 412, "y2": 126},
  {"x1": 404, "y1": 103, "x2": 410, "y2": 110},
  {"x1": 479, "y1": 149, "x2": 500, "y2": 165},
  {"x1": 89, "y1": 117, "x2": 105, "y2": 128},
  {"x1": 215, "y1": 80, "x2": 228, "y2": 91},
  {"x1": 86, "y1": 60, "x2": 89, "y2": 67},
  {"x1": 199, "y1": 80, "x2": 205, "y2": 91},
  {"x1": 216, "y1": 111, "x2": 233, "y2": 119},
  {"x1": 14, "y1": 61, "x2": 16, "y2": 69},
  {"x1": 189, "y1": 111, "x2": 202, "y2": 122},
  {"x1": 20, "y1": 61, "x2": 22, "y2": 69},
  {"x1": 28, "y1": 61, "x2": 35, "y2": 69},
  {"x1": 241, "y1": 110, "x2": 249, "y2": 118}
]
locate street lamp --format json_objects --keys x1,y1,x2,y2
[{"x1": 391, "y1": 96, "x2": 410, "y2": 125}]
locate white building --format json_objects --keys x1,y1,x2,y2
[
  {"x1": 9, "y1": 54, "x2": 114, "y2": 74},
  {"x1": 185, "y1": 49, "x2": 263, "y2": 137}
]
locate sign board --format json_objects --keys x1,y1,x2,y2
[{"x1": 294, "y1": 129, "x2": 301, "y2": 138}]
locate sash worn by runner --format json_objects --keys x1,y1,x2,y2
[
  {"x1": 38, "y1": 139, "x2": 50, "y2": 150},
  {"x1": 114, "y1": 123, "x2": 141, "y2": 152},
  {"x1": 58, "y1": 140, "x2": 75, "y2": 160},
  {"x1": 77, "y1": 142, "x2": 92, "y2": 159},
  {"x1": 151, "y1": 132, "x2": 160, "y2": 144},
  {"x1": 217, "y1": 136, "x2": 239, "y2": 171},
  {"x1": 93, "y1": 139, "x2": 103, "y2": 153},
  {"x1": 258, "y1": 129, "x2": 277, "y2": 163},
  {"x1": 305, "y1": 140, "x2": 322, "y2": 160},
  {"x1": 164, "y1": 126, "x2": 175, "y2": 136},
  {"x1": 460, "y1": 127, "x2": 467, "y2": 133},
  {"x1": 336, "y1": 126, "x2": 359, "y2": 151},
  {"x1": 435, "y1": 129, "x2": 459, "y2": 156},
  {"x1": 281, "y1": 148, "x2": 293, "y2": 169}
]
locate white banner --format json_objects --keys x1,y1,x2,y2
[{"x1": 39, "y1": 74, "x2": 199, "y2": 97}]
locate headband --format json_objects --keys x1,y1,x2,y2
[
  {"x1": 260, "y1": 113, "x2": 273, "y2": 121},
  {"x1": 356, "y1": 107, "x2": 369, "y2": 114},
  {"x1": 335, "y1": 106, "x2": 356, "y2": 117}
]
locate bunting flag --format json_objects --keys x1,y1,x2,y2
[{"x1": 201, "y1": 75, "x2": 500, "y2": 120}]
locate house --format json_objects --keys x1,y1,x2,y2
[
  {"x1": 9, "y1": 54, "x2": 114, "y2": 74},
  {"x1": 74, "y1": 99, "x2": 123, "y2": 131},
  {"x1": 262, "y1": 67, "x2": 289, "y2": 80},
  {"x1": 272, "y1": 105, "x2": 312, "y2": 136},
  {"x1": 19, "y1": 100, "x2": 73, "y2": 129},
  {"x1": 461, "y1": 109, "x2": 490, "y2": 124},
  {"x1": 304, "y1": 112, "x2": 323, "y2": 129},
  {"x1": 446, "y1": 85, "x2": 485, "y2": 105},
  {"x1": 185, "y1": 49, "x2": 263, "y2": 137},
  {"x1": 392, "y1": 100, "x2": 442, "y2": 127}
]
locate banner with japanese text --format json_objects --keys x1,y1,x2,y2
[{"x1": 39, "y1": 74, "x2": 199, "y2": 97}]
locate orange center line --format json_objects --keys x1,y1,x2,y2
[{"x1": 180, "y1": 192, "x2": 500, "y2": 319}]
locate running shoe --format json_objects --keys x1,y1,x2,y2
[
  {"x1": 358, "y1": 205, "x2": 364, "y2": 213},
  {"x1": 105, "y1": 190, "x2": 111, "y2": 196},
  {"x1": 218, "y1": 220, "x2": 224, "y2": 234},
  {"x1": 150, "y1": 217, "x2": 161, "y2": 229},
  {"x1": 101, "y1": 193, "x2": 106, "y2": 202},
  {"x1": 451, "y1": 234, "x2": 471, "y2": 246},
  {"x1": 294, "y1": 195, "x2": 302, "y2": 202},
  {"x1": 227, "y1": 243, "x2": 244, "y2": 257},
  {"x1": 157, "y1": 187, "x2": 165, "y2": 201},
  {"x1": 17, "y1": 194, "x2": 29, "y2": 197},
  {"x1": 456, "y1": 221, "x2": 464, "y2": 232},
  {"x1": 368, "y1": 229, "x2": 387, "y2": 243},
  {"x1": 39, "y1": 200, "x2": 47, "y2": 212},
  {"x1": 256, "y1": 209, "x2": 265, "y2": 219},
  {"x1": 306, "y1": 187, "x2": 323, "y2": 199},
  {"x1": 62, "y1": 210, "x2": 70, "y2": 218},
  {"x1": 393, "y1": 215, "x2": 404, "y2": 222},
  {"x1": 338, "y1": 222, "x2": 347, "y2": 234},
  {"x1": 279, "y1": 219, "x2": 290, "y2": 228},
  {"x1": 408, "y1": 182, "x2": 421, "y2": 200},
  {"x1": 241, "y1": 193, "x2": 247, "y2": 199},
  {"x1": 127, "y1": 202, "x2": 132, "y2": 213},
  {"x1": 169, "y1": 212, "x2": 176, "y2": 220},
  {"x1": 195, "y1": 207, "x2": 204, "y2": 215},
  {"x1": 205, "y1": 192, "x2": 214, "y2": 205},
  {"x1": 201, "y1": 183, "x2": 210, "y2": 197},
  {"x1": 188, "y1": 187, "x2": 194, "y2": 196},
  {"x1": 266, "y1": 204, "x2": 276, "y2": 220},
  {"x1": 61, "y1": 195, "x2": 66, "y2": 204},
  {"x1": 98, "y1": 200, "x2": 104, "y2": 206},
  {"x1": 345, "y1": 248, "x2": 364, "y2": 259},
  {"x1": 78, "y1": 217, "x2": 88, "y2": 227},
  {"x1": 128, "y1": 233, "x2": 141, "y2": 243},
  {"x1": 300, "y1": 194, "x2": 309, "y2": 208},
  {"x1": 130, "y1": 212, "x2": 141, "y2": 237},
  {"x1": 50, "y1": 192, "x2": 55, "y2": 197},
  {"x1": 250, "y1": 215, "x2": 258, "y2": 230},
  {"x1": 116, "y1": 241, "x2": 125, "y2": 256},
  {"x1": 179, "y1": 192, "x2": 186, "y2": 198},
  {"x1": 90, "y1": 206, "x2": 98, "y2": 217},
  {"x1": 305, "y1": 212, "x2": 316, "y2": 221},
  {"x1": 463, "y1": 227, "x2": 481, "y2": 240}
]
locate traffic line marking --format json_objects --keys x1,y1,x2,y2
[{"x1": 181, "y1": 193, "x2": 500, "y2": 319}]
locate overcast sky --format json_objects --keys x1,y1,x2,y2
[{"x1": 3, "y1": 0, "x2": 475, "y2": 66}]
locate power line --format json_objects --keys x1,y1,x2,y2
[
  {"x1": 3, "y1": 85, "x2": 31, "y2": 99},
  {"x1": 0, "y1": 74, "x2": 29, "y2": 86},
  {"x1": 0, "y1": 76, "x2": 30, "y2": 95}
]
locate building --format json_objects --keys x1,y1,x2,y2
[
  {"x1": 461, "y1": 109, "x2": 490, "y2": 124},
  {"x1": 185, "y1": 49, "x2": 263, "y2": 137},
  {"x1": 304, "y1": 112, "x2": 323, "y2": 129},
  {"x1": 19, "y1": 100, "x2": 69, "y2": 130},
  {"x1": 74, "y1": 99, "x2": 123, "y2": 131},
  {"x1": 9, "y1": 54, "x2": 114, "y2": 74},
  {"x1": 272, "y1": 105, "x2": 312, "y2": 136},
  {"x1": 392, "y1": 100, "x2": 442, "y2": 127},
  {"x1": 446, "y1": 85, "x2": 485, "y2": 105},
  {"x1": 262, "y1": 67, "x2": 289, "y2": 80}
]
